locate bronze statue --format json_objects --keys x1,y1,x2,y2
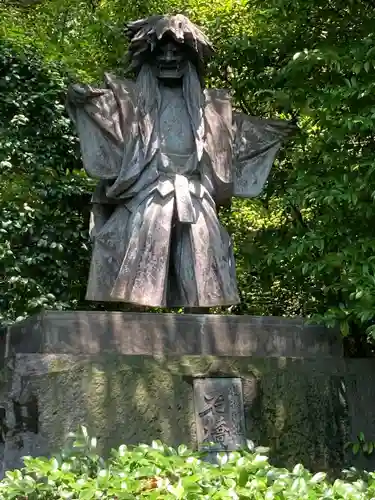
[{"x1": 66, "y1": 14, "x2": 296, "y2": 309}]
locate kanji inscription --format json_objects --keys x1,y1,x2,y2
[{"x1": 193, "y1": 378, "x2": 246, "y2": 452}]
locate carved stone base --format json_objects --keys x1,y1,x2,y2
[
  {"x1": 2, "y1": 311, "x2": 373, "y2": 475},
  {"x1": 6, "y1": 311, "x2": 343, "y2": 357}
]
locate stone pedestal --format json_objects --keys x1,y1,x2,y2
[{"x1": 1, "y1": 311, "x2": 370, "y2": 475}]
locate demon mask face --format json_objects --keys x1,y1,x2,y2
[
  {"x1": 152, "y1": 35, "x2": 188, "y2": 81},
  {"x1": 126, "y1": 14, "x2": 214, "y2": 86}
]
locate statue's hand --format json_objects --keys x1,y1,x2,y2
[{"x1": 67, "y1": 83, "x2": 104, "y2": 106}]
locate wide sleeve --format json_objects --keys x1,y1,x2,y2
[
  {"x1": 66, "y1": 73, "x2": 137, "y2": 181},
  {"x1": 233, "y1": 112, "x2": 297, "y2": 198}
]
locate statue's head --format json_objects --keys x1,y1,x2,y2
[{"x1": 125, "y1": 14, "x2": 214, "y2": 85}]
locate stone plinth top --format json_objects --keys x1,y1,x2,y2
[{"x1": 6, "y1": 311, "x2": 342, "y2": 358}]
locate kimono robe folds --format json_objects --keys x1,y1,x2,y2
[{"x1": 67, "y1": 74, "x2": 295, "y2": 307}]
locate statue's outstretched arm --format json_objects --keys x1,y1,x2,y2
[
  {"x1": 65, "y1": 75, "x2": 138, "y2": 182},
  {"x1": 233, "y1": 113, "x2": 298, "y2": 198},
  {"x1": 66, "y1": 83, "x2": 105, "y2": 110}
]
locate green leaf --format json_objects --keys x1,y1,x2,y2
[
  {"x1": 178, "y1": 444, "x2": 188, "y2": 456},
  {"x1": 310, "y1": 472, "x2": 327, "y2": 483}
]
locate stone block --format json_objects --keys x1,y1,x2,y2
[
  {"x1": 193, "y1": 377, "x2": 246, "y2": 452},
  {"x1": 6, "y1": 311, "x2": 343, "y2": 358},
  {"x1": 2, "y1": 311, "x2": 363, "y2": 477},
  {"x1": 2, "y1": 353, "x2": 351, "y2": 474}
]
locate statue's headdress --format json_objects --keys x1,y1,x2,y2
[{"x1": 125, "y1": 14, "x2": 214, "y2": 78}]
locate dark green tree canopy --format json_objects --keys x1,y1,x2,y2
[{"x1": 1, "y1": 0, "x2": 375, "y2": 354}]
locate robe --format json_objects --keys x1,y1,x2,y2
[{"x1": 66, "y1": 73, "x2": 296, "y2": 308}]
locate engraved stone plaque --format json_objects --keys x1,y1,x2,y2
[{"x1": 193, "y1": 378, "x2": 246, "y2": 452}]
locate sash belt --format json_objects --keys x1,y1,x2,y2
[
  {"x1": 174, "y1": 173, "x2": 195, "y2": 223},
  {"x1": 159, "y1": 152, "x2": 197, "y2": 224}
]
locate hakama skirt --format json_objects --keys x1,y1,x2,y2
[{"x1": 86, "y1": 189, "x2": 240, "y2": 308}]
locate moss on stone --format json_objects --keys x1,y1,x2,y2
[{"x1": 13, "y1": 355, "x2": 349, "y2": 472}]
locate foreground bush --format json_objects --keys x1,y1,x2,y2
[{"x1": 0, "y1": 428, "x2": 373, "y2": 499}]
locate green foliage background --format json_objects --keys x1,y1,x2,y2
[{"x1": 1, "y1": 0, "x2": 375, "y2": 352}]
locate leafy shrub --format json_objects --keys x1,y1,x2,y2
[
  {"x1": 0, "y1": 39, "x2": 94, "y2": 324},
  {"x1": 345, "y1": 432, "x2": 375, "y2": 458},
  {"x1": 0, "y1": 427, "x2": 374, "y2": 499}
]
